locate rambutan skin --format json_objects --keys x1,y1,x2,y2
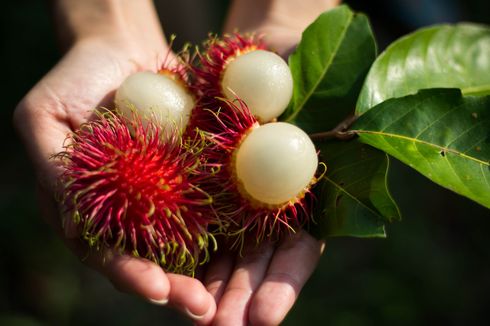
[{"x1": 58, "y1": 111, "x2": 216, "y2": 275}]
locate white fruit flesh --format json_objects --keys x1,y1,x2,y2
[
  {"x1": 221, "y1": 50, "x2": 293, "y2": 123},
  {"x1": 115, "y1": 71, "x2": 194, "y2": 132},
  {"x1": 235, "y1": 122, "x2": 317, "y2": 206}
]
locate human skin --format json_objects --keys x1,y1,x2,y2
[{"x1": 14, "y1": 0, "x2": 338, "y2": 325}]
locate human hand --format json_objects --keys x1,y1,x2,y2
[
  {"x1": 13, "y1": 1, "x2": 216, "y2": 324},
  {"x1": 201, "y1": 231, "x2": 324, "y2": 326},
  {"x1": 15, "y1": 1, "x2": 335, "y2": 324}
]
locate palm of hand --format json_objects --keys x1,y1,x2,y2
[{"x1": 15, "y1": 34, "x2": 324, "y2": 326}]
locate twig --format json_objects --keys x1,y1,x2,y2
[{"x1": 309, "y1": 114, "x2": 358, "y2": 141}]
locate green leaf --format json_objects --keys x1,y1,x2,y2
[
  {"x1": 353, "y1": 88, "x2": 490, "y2": 209},
  {"x1": 356, "y1": 23, "x2": 490, "y2": 114},
  {"x1": 312, "y1": 139, "x2": 400, "y2": 239},
  {"x1": 282, "y1": 5, "x2": 377, "y2": 133}
]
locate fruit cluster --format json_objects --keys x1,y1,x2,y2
[{"x1": 59, "y1": 34, "x2": 321, "y2": 275}]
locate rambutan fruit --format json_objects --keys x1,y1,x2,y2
[
  {"x1": 115, "y1": 49, "x2": 195, "y2": 134},
  {"x1": 201, "y1": 99, "x2": 320, "y2": 246},
  {"x1": 58, "y1": 111, "x2": 216, "y2": 275},
  {"x1": 192, "y1": 33, "x2": 293, "y2": 124}
]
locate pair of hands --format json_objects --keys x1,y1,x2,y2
[{"x1": 14, "y1": 1, "x2": 337, "y2": 324}]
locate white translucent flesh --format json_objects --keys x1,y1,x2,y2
[
  {"x1": 235, "y1": 122, "x2": 318, "y2": 205},
  {"x1": 222, "y1": 50, "x2": 293, "y2": 123},
  {"x1": 115, "y1": 71, "x2": 194, "y2": 132}
]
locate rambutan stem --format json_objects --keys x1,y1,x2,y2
[{"x1": 308, "y1": 114, "x2": 358, "y2": 141}]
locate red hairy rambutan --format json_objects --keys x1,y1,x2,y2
[
  {"x1": 58, "y1": 111, "x2": 216, "y2": 275},
  {"x1": 200, "y1": 99, "x2": 320, "y2": 248}
]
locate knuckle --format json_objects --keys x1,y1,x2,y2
[
  {"x1": 278, "y1": 231, "x2": 322, "y2": 255},
  {"x1": 225, "y1": 285, "x2": 253, "y2": 298},
  {"x1": 265, "y1": 271, "x2": 302, "y2": 295}
]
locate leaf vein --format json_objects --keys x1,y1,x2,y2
[
  {"x1": 324, "y1": 176, "x2": 381, "y2": 218},
  {"x1": 444, "y1": 156, "x2": 476, "y2": 197},
  {"x1": 414, "y1": 101, "x2": 460, "y2": 139},
  {"x1": 356, "y1": 130, "x2": 490, "y2": 166},
  {"x1": 287, "y1": 12, "x2": 354, "y2": 122},
  {"x1": 328, "y1": 155, "x2": 379, "y2": 176},
  {"x1": 446, "y1": 118, "x2": 488, "y2": 148}
]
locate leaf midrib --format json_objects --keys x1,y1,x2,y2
[
  {"x1": 355, "y1": 130, "x2": 490, "y2": 166},
  {"x1": 286, "y1": 11, "x2": 354, "y2": 122},
  {"x1": 462, "y1": 84, "x2": 490, "y2": 95},
  {"x1": 323, "y1": 175, "x2": 381, "y2": 218}
]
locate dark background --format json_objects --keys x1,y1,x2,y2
[{"x1": 1, "y1": 0, "x2": 489, "y2": 325}]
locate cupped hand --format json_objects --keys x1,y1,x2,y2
[
  {"x1": 14, "y1": 35, "x2": 216, "y2": 325},
  {"x1": 14, "y1": 1, "x2": 336, "y2": 324}
]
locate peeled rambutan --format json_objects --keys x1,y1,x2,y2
[
  {"x1": 192, "y1": 33, "x2": 265, "y2": 102},
  {"x1": 200, "y1": 99, "x2": 320, "y2": 247},
  {"x1": 115, "y1": 47, "x2": 195, "y2": 134},
  {"x1": 191, "y1": 33, "x2": 293, "y2": 125},
  {"x1": 58, "y1": 111, "x2": 216, "y2": 275}
]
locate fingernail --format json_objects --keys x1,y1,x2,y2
[
  {"x1": 320, "y1": 241, "x2": 326, "y2": 254},
  {"x1": 148, "y1": 298, "x2": 168, "y2": 306},
  {"x1": 185, "y1": 307, "x2": 206, "y2": 321}
]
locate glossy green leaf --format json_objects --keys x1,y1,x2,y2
[
  {"x1": 356, "y1": 23, "x2": 490, "y2": 114},
  {"x1": 282, "y1": 5, "x2": 376, "y2": 133},
  {"x1": 353, "y1": 89, "x2": 490, "y2": 209},
  {"x1": 312, "y1": 139, "x2": 400, "y2": 239}
]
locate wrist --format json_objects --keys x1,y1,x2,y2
[
  {"x1": 224, "y1": 0, "x2": 340, "y2": 56},
  {"x1": 225, "y1": 0, "x2": 339, "y2": 28},
  {"x1": 52, "y1": 0, "x2": 165, "y2": 52}
]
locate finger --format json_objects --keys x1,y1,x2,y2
[
  {"x1": 249, "y1": 231, "x2": 325, "y2": 326},
  {"x1": 166, "y1": 274, "x2": 216, "y2": 325},
  {"x1": 214, "y1": 239, "x2": 275, "y2": 326},
  {"x1": 37, "y1": 187, "x2": 171, "y2": 304},
  {"x1": 14, "y1": 100, "x2": 71, "y2": 190},
  {"x1": 203, "y1": 247, "x2": 235, "y2": 302},
  {"x1": 39, "y1": 183, "x2": 215, "y2": 325},
  {"x1": 91, "y1": 249, "x2": 171, "y2": 305},
  {"x1": 64, "y1": 235, "x2": 172, "y2": 305}
]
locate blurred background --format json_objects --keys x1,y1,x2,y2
[{"x1": 1, "y1": 0, "x2": 489, "y2": 325}]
